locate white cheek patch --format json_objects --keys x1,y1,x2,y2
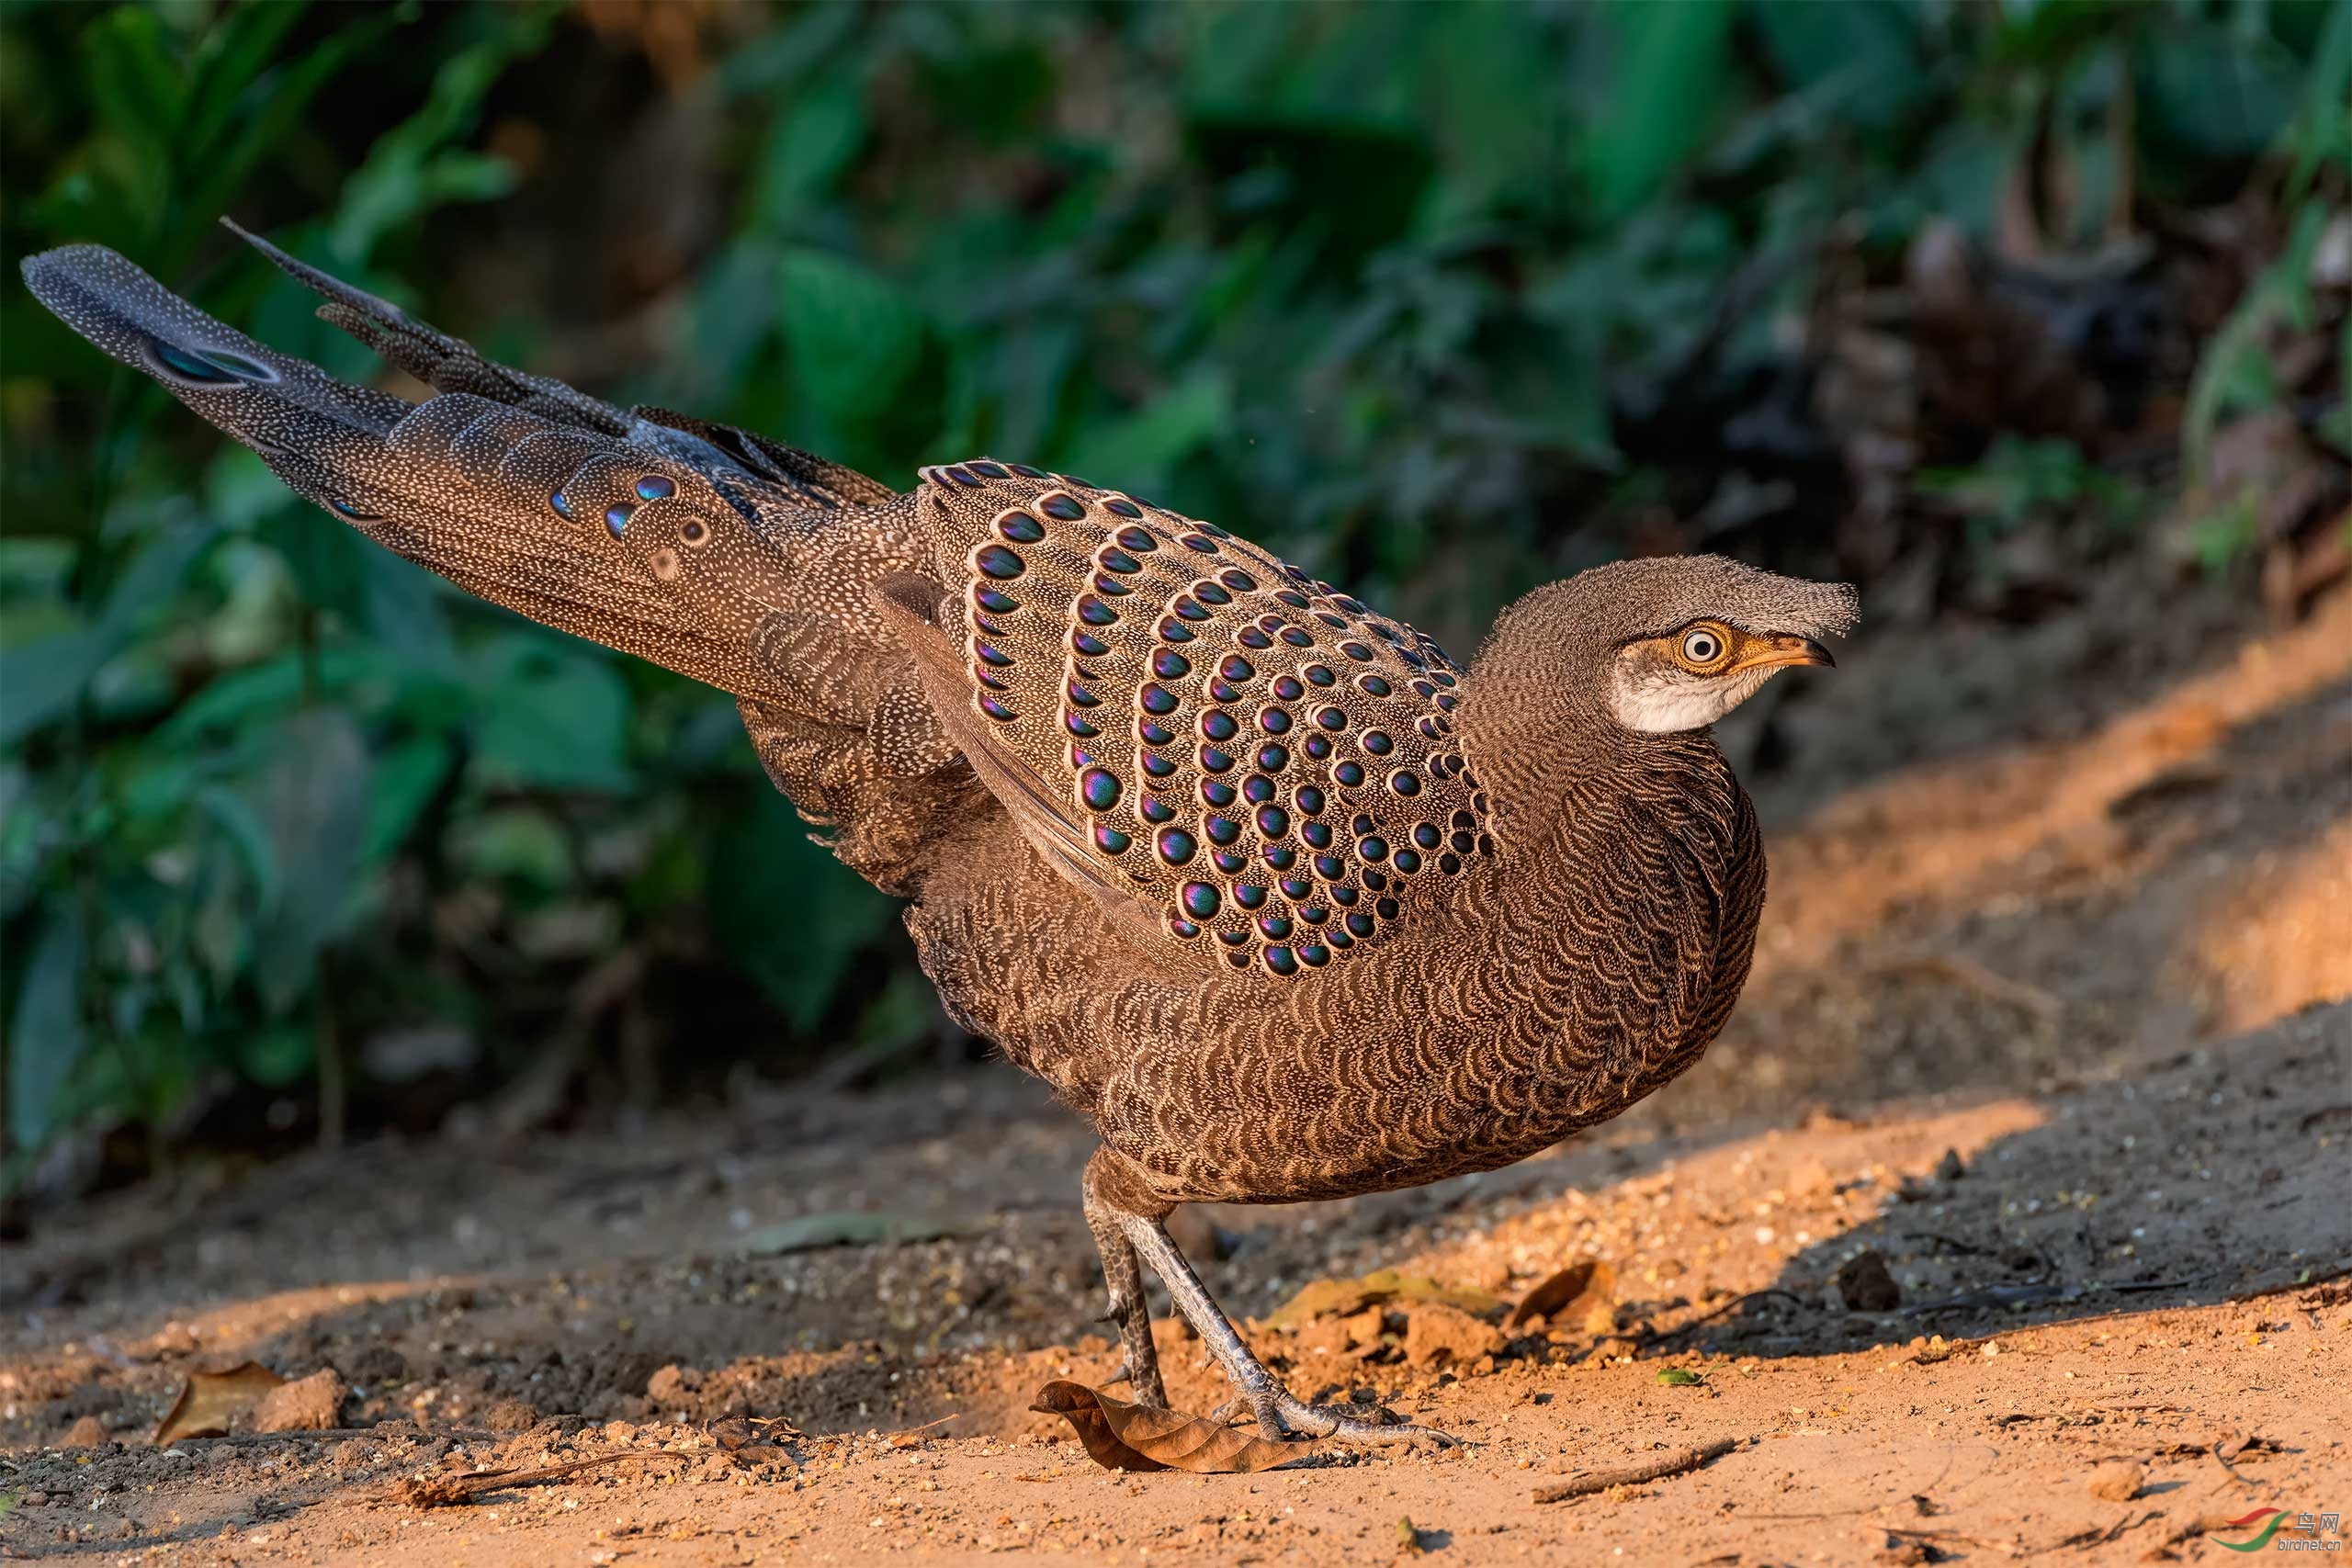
[{"x1": 1611, "y1": 659, "x2": 1776, "y2": 733}]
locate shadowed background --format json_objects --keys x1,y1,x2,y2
[{"x1": 2, "y1": 0, "x2": 2345, "y2": 1207}]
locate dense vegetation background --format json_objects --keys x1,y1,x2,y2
[{"x1": 2, "y1": 0, "x2": 2345, "y2": 1197}]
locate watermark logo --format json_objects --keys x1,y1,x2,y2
[{"x1": 2212, "y1": 1507, "x2": 2342, "y2": 1552}]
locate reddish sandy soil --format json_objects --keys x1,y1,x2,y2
[{"x1": 6, "y1": 579, "x2": 2348, "y2": 1565}]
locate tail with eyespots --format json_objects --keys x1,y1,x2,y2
[{"x1": 22, "y1": 231, "x2": 969, "y2": 890}]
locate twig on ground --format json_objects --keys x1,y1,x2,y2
[
  {"x1": 1531, "y1": 1436, "x2": 1740, "y2": 1503},
  {"x1": 398, "y1": 1450, "x2": 671, "y2": 1507}
]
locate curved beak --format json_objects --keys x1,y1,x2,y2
[{"x1": 1735, "y1": 634, "x2": 1836, "y2": 672}]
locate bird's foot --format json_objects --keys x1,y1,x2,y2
[{"x1": 1216, "y1": 1386, "x2": 1454, "y2": 1450}]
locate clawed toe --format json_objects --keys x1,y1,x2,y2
[{"x1": 1245, "y1": 1389, "x2": 1457, "y2": 1450}]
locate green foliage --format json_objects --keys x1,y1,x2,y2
[{"x1": 1, "y1": 0, "x2": 2341, "y2": 1172}]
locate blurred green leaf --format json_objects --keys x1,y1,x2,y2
[
  {"x1": 708, "y1": 796, "x2": 893, "y2": 1034},
  {"x1": 244, "y1": 708, "x2": 374, "y2": 1012},
  {"x1": 776, "y1": 247, "x2": 930, "y2": 422},
  {"x1": 1585, "y1": 0, "x2": 1736, "y2": 219},
  {"x1": 6, "y1": 908, "x2": 88, "y2": 1147}
]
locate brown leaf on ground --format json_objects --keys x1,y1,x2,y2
[
  {"x1": 1264, "y1": 1269, "x2": 1506, "y2": 1330},
  {"x1": 61, "y1": 1415, "x2": 107, "y2": 1448},
  {"x1": 1403, "y1": 1302, "x2": 1505, "y2": 1368},
  {"x1": 153, "y1": 1361, "x2": 287, "y2": 1445},
  {"x1": 1028, "y1": 1381, "x2": 1312, "y2": 1473},
  {"x1": 1508, "y1": 1259, "x2": 1617, "y2": 1332}
]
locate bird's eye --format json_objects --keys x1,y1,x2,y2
[{"x1": 1679, "y1": 627, "x2": 1724, "y2": 666}]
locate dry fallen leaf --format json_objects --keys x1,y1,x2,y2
[
  {"x1": 1029, "y1": 1382, "x2": 1312, "y2": 1473},
  {"x1": 1508, "y1": 1260, "x2": 1618, "y2": 1333},
  {"x1": 1264, "y1": 1269, "x2": 1505, "y2": 1330},
  {"x1": 153, "y1": 1361, "x2": 287, "y2": 1445}
]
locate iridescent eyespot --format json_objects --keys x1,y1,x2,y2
[
  {"x1": 1256, "y1": 742, "x2": 1290, "y2": 772},
  {"x1": 1273, "y1": 676, "x2": 1305, "y2": 701},
  {"x1": 1138, "y1": 717, "x2": 1176, "y2": 746},
  {"x1": 1206, "y1": 815, "x2": 1242, "y2": 845},
  {"x1": 978, "y1": 694, "x2": 1017, "y2": 722},
  {"x1": 1180, "y1": 534, "x2": 1219, "y2": 554},
  {"x1": 550, "y1": 490, "x2": 575, "y2": 518},
  {"x1": 1080, "y1": 768, "x2": 1122, "y2": 810},
  {"x1": 1095, "y1": 824, "x2": 1133, "y2": 853},
  {"x1": 1219, "y1": 655, "x2": 1255, "y2": 682},
  {"x1": 1078, "y1": 595, "x2": 1118, "y2": 626},
  {"x1": 1389, "y1": 771, "x2": 1421, "y2": 796},
  {"x1": 635, "y1": 474, "x2": 675, "y2": 501},
  {"x1": 977, "y1": 586, "x2": 1019, "y2": 615},
  {"x1": 1158, "y1": 618, "x2": 1194, "y2": 642},
  {"x1": 1153, "y1": 649, "x2": 1192, "y2": 679},
  {"x1": 976, "y1": 545, "x2": 1026, "y2": 580},
  {"x1": 1303, "y1": 820, "x2": 1333, "y2": 848},
  {"x1": 1101, "y1": 548, "x2": 1141, "y2": 574},
  {"x1": 968, "y1": 460, "x2": 1010, "y2": 479},
  {"x1": 1361, "y1": 731, "x2": 1393, "y2": 755},
  {"x1": 1040, "y1": 493, "x2": 1086, "y2": 521},
  {"x1": 1156, "y1": 826, "x2": 1198, "y2": 865},
  {"x1": 1073, "y1": 630, "x2": 1111, "y2": 658},
  {"x1": 1193, "y1": 581, "x2": 1231, "y2": 606},
  {"x1": 1139, "y1": 684, "x2": 1179, "y2": 715},
  {"x1": 1220, "y1": 570, "x2": 1257, "y2": 591},
  {"x1": 1334, "y1": 761, "x2": 1365, "y2": 786},
  {"x1": 1315, "y1": 706, "x2": 1347, "y2": 730},
  {"x1": 1306, "y1": 665, "x2": 1335, "y2": 686},
  {"x1": 1296, "y1": 785, "x2": 1327, "y2": 815},
  {"x1": 1201, "y1": 710, "x2": 1238, "y2": 742},
  {"x1": 1201, "y1": 778, "x2": 1238, "y2": 807},
  {"x1": 998, "y1": 510, "x2": 1046, "y2": 543},
  {"x1": 1358, "y1": 674, "x2": 1392, "y2": 696},
  {"x1": 1232, "y1": 883, "x2": 1269, "y2": 910},
  {"x1": 1341, "y1": 641, "x2": 1374, "y2": 661},
  {"x1": 1182, "y1": 882, "x2": 1221, "y2": 919},
  {"x1": 1108, "y1": 500, "x2": 1146, "y2": 520}
]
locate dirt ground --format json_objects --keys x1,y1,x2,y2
[{"x1": 6, "y1": 574, "x2": 2349, "y2": 1566}]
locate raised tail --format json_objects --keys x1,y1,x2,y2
[
  {"x1": 25, "y1": 231, "x2": 971, "y2": 889},
  {"x1": 24, "y1": 234, "x2": 887, "y2": 701}
]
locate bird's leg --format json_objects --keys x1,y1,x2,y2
[
  {"x1": 1115, "y1": 1212, "x2": 1454, "y2": 1450},
  {"x1": 1082, "y1": 1172, "x2": 1168, "y2": 1409}
]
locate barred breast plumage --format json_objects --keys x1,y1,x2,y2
[{"x1": 24, "y1": 228, "x2": 1857, "y2": 1446}]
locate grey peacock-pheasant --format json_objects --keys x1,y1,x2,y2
[{"x1": 25, "y1": 229, "x2": 1855, "y2": 1447}]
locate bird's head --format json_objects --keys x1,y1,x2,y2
[{"x1": 1464, "y1": 555, "x2": 1858, "y2": 749}]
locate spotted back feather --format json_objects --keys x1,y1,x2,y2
[{"x1": 904, "y1": 460, "x2": 1493, "y2": 978}]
